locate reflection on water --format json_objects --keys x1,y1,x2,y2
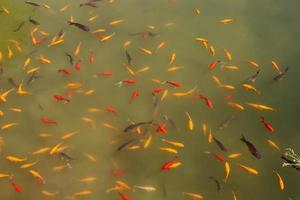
[{"x1": 0, "y1": 0, "x2": 299, "y2": 200}]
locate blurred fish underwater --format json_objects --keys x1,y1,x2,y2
[{"x1": 0, "y1": 0, "x2": 299, "y2": 200}]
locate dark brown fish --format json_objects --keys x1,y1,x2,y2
[
  {"x1": 117, "y1": 139, "x2": 136, "y2": 151},
  {"x1": 241, "y1": 135, "x2": 261, "y2": 159},
  {"x1": 123, "y1": 120, "x2": 153, "y2": 132},
  {"x1": 130, "y1": 31, "x2": 158, "y2": 38},
  {"x1": 65, "y1": 53, "x2": 74, "y2": 65},
  {"x1": 274, "y1": 67, "x2": 289, "y2": 81},
  {"x1": 59, "y1": 152, "x2": 75, "y2": 161},
  {"x1": 13, "y1": 21, "x2": 25, "y2": 32},
  {"x1": 24, "y1": 1, "x2": 40, "y2": 7},
  {"x1": 209, "y1": 176, "x2": 221, "y2": 192},
  {"x1": 29, "y1": 16, "x2": 40, "y2": 25},
  {"x1": 125, "y1": 50, "x2": 132, "y2": 66},
  {"x1": 8, "y1": 78, "x2": 18, "y2": 88},
  {"x1": 213, "y1": 136, "x2": 227, "y2": 152},
  {"x1": 68, "y1": 21, "x2": 90, "y2": 32},
  {"x1": 79, "y1": 2, "x2": 98, "y2": 8},
  {"x1": 246, "y1": 69, "x2": 260, "y2": 83}
]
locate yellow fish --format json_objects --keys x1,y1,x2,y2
[
  {"x1": 78, "y1": 177, "x2": 97, "y2": 183},
  {"x1": 228, "y1": 102, "x2": 245, "y2": 111},
  {"x1": 247, "y1": 60, "x2": 259, "y2": 68},
  {"x1": 219, "y1": 18, "x2": 234, "y2": 24},
  {"x1": 161, "y1": 139, "x2": 184, "y2": 148},
  {"x1": 61, "y1": 130, "x2": 79, "y2": 140},
  {"x1": 169, "y1": 53, "x2": 176, "y2": 65},
  {"x1": 7, "y1": 46, "x2": 13, "y2": 59},
  {"x1": 267, "y1": 139, "x2": 280, "y2": 151},
  {"x1": 123, "y1": 40, "x2": 132, "y2": 48},
  {"x1": 159, "y1": 147, "x2": 178, "y2": 154},
  {"x1": 116, "y1": 180, "x2": 131, "y2": 190},
  {"x1": 156, "y1": 42, "x2": 166, "y2": 50},
  {"x1": 49, "y1": 143, "x2": 62, "y2": 155},
  {"x1": 271, "y1": 60, "x2": 282, "y2": 74},
  {"x1": 209, "y1": 46, "x2": 216, "y2": 56},
  {"x1": 29, "y1": 169, "x2": 45, "y2": 183},
  {"x1": 99, "y1": 32, "x2": 115, "y2": 42},
  {"x1": 72, "y1": 190, "x2": 92, "y2": 197},
  {"x1": 6, "y1": 156, "x2": 26, "y2": 163},
  {"x1": 17, "y1": 80, "x2": 32, "y2": 95},
  {"x1": 238, "y1": 164, "x2": 258, "y2": 175},
  {"x1": 183, "y1": 192, "x2": 204, "y2": 199},
  {"x1": 38, "y1": 55, "x2": 51, "y2": 64},
  {"x1": 227, "y1": 153, "x2": 242, "y2": 159},
  {"x1": 32, "y1": 147, "x2": 50, "y2": 155},
  {"x1": 74, "y1": 42, "x2": 81, "y2": 56},
  {"x1": 41, "y1": 190, "x2": 58, "y2": 196},
  {"x1": 223, "y1": 49, "x2": 232, "y2": 61},
  {"x1": 0, "y1": 88, "x2": 15, "y2": 102},
  {"x1": 224, "y1": 161, "x2": 230, "y2": 181},
  {"x1": 1, "y1": 123, "x2": 18, "y2": 130},
  {"x1": 84, "y1": 153, "x2": 97, "y2": 162},
  {"x1": 20, "y1": 161, "x2": 38, "y2": 169},
  {"x1": 247, "y1": 103, "x2": 276, "y2": 112},
  {"x1": 109, "y1": 19, "x2": 125, "y2": 26},
  {"x1": 273, "y1": 171, "x2": 284, "y2": 190},
  {"x1": 185, "y1": 112, "x2": 194, "y2": 131},
  {"x1": 194, "y1": 7, "x2": 201, "y2": 15},
  {"x1": 173, "y1": 86, "x2": 196, "y2": 97},
  {"x1": 139, "y1": 48, "x2": 152, "y2": 55},
  {"x1": 242, "y1": 84, "x2": 259, "y2": 94},
  {"x1": 143, "y1": 134, "x2": 152, "y2": 149}
]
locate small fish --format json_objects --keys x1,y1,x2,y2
[
  {"x1": 59, "y1": 152, "x2": 74, "y2": 161},
  {"x1": 80, "y1": 2, "x2": 98, "y2": 8},
  {"x1": 25, "y1": 1, "x2": 40, "y2": 7},
  {"x1": 133, "y1": 185, "x2": 156, "y2": 192},
  {"x1": 117, "y1": 139, "x2": 136, "y2": 151},
  {"x1": 274, "y1": 67, "x2": 288, "y2": 81},
  {"x1": 11, "y1": 180, "x2": 22, "y2": 192},
  {"x1": 123, "y1": 120, "x2": 153, "y2": 132},
  {"x1": 65, "y1": 53, "x2": 74, "y2": 65},
  {"x1": 118, "y1": 192, "x2": 131, "y2": 200},
  {"x1": 185, "y1": 112, "x2": 194, "y2": 131},
  {"x1": 246, "y1": 70, "x2": 260, "y2": 82},
  {"x1": 13, "y1": 21, "x2": 25, "y2": 32},
  {"x1": 213, "y1": 136, "x2": 227, "y2": 152},
  {"x1": 68, "y1": 21, "x2": 90, "y2": 32},
  {"x1": 241, "y1": 135, "x2": 261, "y2": 159},
  {"x1": 224, "y1": 161, "x2": 230, "y2": 181},
  {"x1": 182, "y1": 192, "x2": 203, "y2": 199},
  {"x1": 29, "y1": 16, "x2": 40, "y2": 25},
  {"x1": 194, "y1": 94, "x2": 213, "y2": 108},
  {"x1": 161, "y1": 156, "x2": 179, "y2": 171},
  {"x1": 209, "y1": 176, "x2": 221, "y2": 192},
  {"x1": 125, "y1": 50, "x2": 132, "y2": 66},
  {"x1": 273, "y1": 171, "x2": 284, "y2": 190},
  {"x1": 261, "y1": 117, "x2": 275, "y2": 132},
  {"x1": 217, "y1": 116, "x2": 235, "y2": 131},
  {"x1": 247, "y1": 103, "x2": 276, "y2": 112},
  {"x1": 41, "y1": 117, "x2": 57, "y2": 125},
  {"x1": 238, "y1": 164, "x2": 258, "y2": 175},
  {"x1": 219, "y1": 18, "x2": 234, "y2": 24}
]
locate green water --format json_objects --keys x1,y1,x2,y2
[{"x1": 0, "y1": 0, "x2": 299, "y2": 199}]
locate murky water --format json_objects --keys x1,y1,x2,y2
[{"x1": 0, "y1": 0, "x2": 300, "y2": 199}]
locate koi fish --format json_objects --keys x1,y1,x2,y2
[
  {"x1": 1, "y1": 123, "x2": 18, "y2": 130},
  {"x1": 194, "y1": 95, "x2": 213, "y2": 108},
  {"x1": 41, "y1": 117, "x2": 57, "y2": 125},
  {"x1": 209, "y1": 60, "x2": 221, "y2": 70},
  {"x1": 224, "y1": 161, "x2": 230, "y2": 181},
  {"x1": 161, "y1": 156, "x2": 179, "y2": 170},
  {"x1": 99, "y1": 32, "x2": 115, "y2": 42},
  {"x1": 182, "y1": 192, "x2": 203, "y2": 199},
  {"x1": 156, "y1": 123, "x2": 168, "y2": 134},
  {"x1": 68, "y1": 21, "x2": 90, "y2": 32},
  {"x1": 261, "y1": 117, "x2": 275, "y2": 132},
  {"x1": 133, "y1": 185, "x2": 156, "y2": 192},
  {"x1": 0, "y1": 88, "x2": 15, "y2": 102},
  {"x1": 29, "y1": 169, "x2": 45, "y2": 184},
  {"x1": 6, "y1": 156, "x2": 26, "y2": 162},
  {"x1": 123, "y1": 120, "x2": 153, "y2": 132},
  {"x1": 271, "y1": 60, "x2": 281, "y2": 74},
  {"x1": 241, "y1": 135, "x2": 261, "y2": 159},
  {"x1": 11, "y1": 180, "x2": 22, "y2": 192},
  {"x1": 227, "y1": 102, "x2": 245, "y2": 111},
  {"x1": 54, "y1": 95, "x2": 70, "y2": 103},
  {"x1": 247, "y1": 103, "x2": 276, "y2": 112},
  {"x1": 160, "y1": 147, "x2": 178, "y2": 154},
  {"x1": 219, "y1": 18, "x2": 234, "y2": 24},
  {"x1": 247, "y1": 60, "x2": 259, "y2": 68},
  {"x1": 118, "y1": 192, "x2": 131, "y2": 200},
  {"x1": 274, "y1": 67, "x2": 288, "y2": 81},
  {"x1": 74, "y1": 60, "x2": 81, "y2": 71},
  {"x1": 139, "y1": 48, "x2": 152, "y2": 55},
  {"x1": 161, "y1": 139, "x2": 184, "y2": 148},
  {"x1": 165, "y1": 81, "x2": 181, "y2": 88},
  {"x1": 223, "y1": 49, "x2": 232, "y2": 61},
  {"x1": 41, "y1": 190, "x2": 58, "y2": 196},
  {"x1": 89, "y1": 51, "x2": 94, "y2": 64},
  {"x1": 130, "y1": 89, "x2": 139, "y2": 103},
  {"x1": 267, "y1": 140, "x2": 280, "y2": 151},
  {"x1": 213, "y1": 136, "x2": 227, "y2": 152},
  {"x1": 238, "y1": 164, "x2": 258, "y2": 175},
  {"x1": 273, "y1": 171, "x2": 284, "y2": 190},
  {"x1": 209, "y1": 176, "x2": 221, "y2": 192},
  {"x1": 169, "y1": 52, "x2": 176, "y2": 65},
  {"x1": 185, "y1": 112, "x2": 194, "y2": 131}
]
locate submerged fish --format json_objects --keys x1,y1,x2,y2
[
  {"x1": 274, "y1": 67, "x2": 289, "y2": 81},
  {"x1": 68, "y1": 21, "x2": 90, "y2": 32},
  {"x1": 123, "y1": 120, "x2": 153, "y2": 132},
  {"x1": 241, "y1": 135, "x2": 262, "y2": 159}
]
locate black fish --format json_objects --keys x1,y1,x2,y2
[
  {"x1": 68, "y1": 21, "x2": 90, "y2": 32},
  {"x1": 125, "y1": 50, "x2": 132, "y2": 66},
  {"x1": 8, "y1": 78, "x2": 18, "y2": 88},
  {"x1": 246, "y1": 69, "x2": 260, "y2": 83},
  {"x1": 29, "y1": 16, "x2": 40, "y2": 25},
  {"x1": 24, "y1": 1, "x2": 40, "y2": 7},
  {"x1": 213, "y1": 136, "x2": 227, "y2": 152},
  {"x1": 209, "y1": 176, "x2": 221, "y2": 192},
  {"x1": 79, "y1": 2, "x2": 98, "y2": 8},
  {"x1": 27, "y1": 73, "x2": 40, "y2": 85},
  {"x1": 130, "y1": 31, "x2": 158, "y2": 38},
  {"x1": 123, "y1": 120, "x2": 153, "y2": 132},
  {"x1": 65, "y1": 53, "x2": 74, "y2": 65},
  {"x1": 13, "y1": 21, "x2": 25, "y2": 32},
  {"x1": 241, "y1": 135, "x2": 261, "y2": 159},
  {"x1": 117, "y1": 139, "x2": 136, "y2": 151},
  {"x1": 59, "y1": 152, "x2": 75, "y2": 161},
  {"x1": 280, "y1": 155, "x2": 300, "y2": 171},
  {"x1": 274, "y1": 67, "x2": 289, "y2": 81}
]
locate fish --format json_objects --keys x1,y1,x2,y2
[
  {"x1": 13, "y1": 21, "x2": 25, "y2": 32},
  {"x1": 123, "y1": 120, "x2": 153, "y2": 132},
  {"x1": 246, "y1": 70, "x2": 260, "y2": 82},
  {"x1": 65, "y1": 53, "x2": 74, "y2": 65},
  {"x1": 261, "y1": 117, "x2": 275, "y2": 132},
  {"x1": 24, "y1": 1, "x2": 40, "y2": 7},
  {"x1": 224, "y1": 161, "x2": 230, "y2": 181},
  {"x1": 219, "y1": 18, "x2": 234, "y2": 24},
  {"x1": 79, "y1": 2, "x2": 98, "y2": 8},
  {"x1": 118, "y1": 192, "x2": 131, "y2": 200},
  {"x1": 59, "y1": 152, "x2": 74, "y2": 161},
  {"x1": 161, "y1": 156, "x2": 179, "y2": 170},
  {"x1": 68, "y1": 21, "x2": 90, "y2": 32},
  {"x1": 125, "y1": 50, "x2": 133, "y2": 66},
  {"x1": 185, "y1": 112, "x2": 194, "y2": 131},
  {"x1": 28, "y1": 16, "x2": 40, "y2": 25},
  {"x1": 213, "y1": 136, "x2": 227, "y2": 152},
  {"x1": 169, "y1": 53, "x2": 176, "y2": 65},
  {"x1": 274, "y1": 67, "x2": 289, "y2": 81},
  {"x1": 273, "y1": 171, "x2": 284, "y2": 190},
  {"x1": 11, "y1": 180, "x2": 22, "y2": 192},
  {"x1": 182, "y1": 192, "x2": 204, "y2": 199},
  {"x1": 247, "y1": 103, "x2": 276, "y2": 112},
  {"x1": 194, "y1": 94, "x2": 213, "y2": 108},
  {"x1": 241, "y1": 135, "x2": 261, "y2": 159},
  {"x1": 161, "y1": 139, "x2": 184, "y2": 148},
  {"x1": 238, "y1": 164, "x2": 259, "y2": 175},
  {"x1": 117, "y1": 139, "x2": 136, "y2": 151},
  {"x1": 133, "y1": 185, "x2": 156, "y2": 192},
  {"x1": 209, "y1": 176, "x2": 221, "y2": 192}
]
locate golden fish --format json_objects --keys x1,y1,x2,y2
[
  {"x1": 41, "y1": 190, "x2": 58, "y2": 196},
  {"x1": 159, "y1": 147, "x2": 178, "y2": 154},
  {"x1": 32, "y1": 147, "x2": 51, "y2": 155},
  {"x1": 183, "y1": 192, "x2": 204, "y2": 199},
  {"x1": 20, "y1": 161, "x2": 38, "y2": 169},
  {"x1": 223, "y1": 49, "x2": 232, "y2": 61},
  {"x1": 1, "y1": 123, "x2": 18, "y2": 130},
  {"x1": 99, "y1": 32, "x2": 115, "y2": 42},
  {"x1": 0, "y1": 88, "x2": 15, "y2": 102},
  {"x1": 78, "y1": 177, "x2": 97, "y2": 183},
  {"x1": 238, "y1": 164, "x2": 258, "y2": 175},
  {"x1": 219, "y1": 18, "x2": 234, "y2": 24},
  {"x1": 273, "y1": 171, "x2": 284, "y2": 190},
  {"x1": 109, "y1": 19, "x2": 125, "y2": 26},
  {"x1": 247, "y1": 103, "x2": 276, "y2": 112},
  {"x1": 139, "y1": 48, "x2": 152, "y2": 55},
  {"x1": 185, "y1": 112, "x2": 194, "y2": 131},
  {"x1": 224, "y1": 161, "x2": 230, "y2": 181},
  {"x1": 143, "y1": 134, "x2": 152, "y2": 149},
  {"x1": 123, "y1": 40, "x2": 132, "y2": 48},
  {"x1": 267, "y1": 139, "x2": 280, "y2": 151},
  {"x1": 228, "y1": 102, "x2": 245, "y2": 111},
  {"x1": 247, "y1": 60, "x2": 259, "y2": 68},
  {"x1": 161, "y1": 139, "x2": 184, "y2": 148},
  {"x1": 6, "y1": 156, "x2": 26, "y2": 163},
  {"x1": 169, "y1": 53, "x2": 176, "y2": 65}
]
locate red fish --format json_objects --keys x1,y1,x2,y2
[
  {"x1": 152, "y1": 87, "x2": 166, "y2": 95},
  {"x1": 165, "y1": 81, "x2": 181, "y2": 88},
  {"x1": 57, "y1": 68, "x2": 72, "y2": 75},
  {"x1": 118, "y1": 192, "x2": 131, "y2": 200},
  {"x1": 11, "y1": 180, "x2": 22, "y2": 193},
  {"x1": 89, "y1": 51, "x2": 94, "y2": 64},
  {"x1": 161, "y1": 156, "x2": 179, "y2": 171},
  {"x1": 209, "y1": 60, "x2": 221, "y2": 70},
  {"x1": 74, "y1": 60, "x2": 81, "y2": 71},
  {"x1": 111, "y1": 169, "x2": 127, "y2": 176},
  {"x1": 194, "y1": 95, "x2": 213, "y2": 108},
  {"x1": 96, "y1": 71, "x2": 112, "y2": 77},
  {"x1": 130, "y1": 89, "x2": 139, "y2": 104},
  {"x1": 41, "y1": 117, "x2": 57, "y2": 125},
  {"x1": 53, "y1": 95, "x2": 70, "y2": 103},
  {"x1": 122, "y1": 79, "x2": 136, "y2": 84},
  {"x1": 212, "y1": 152, "x2": 225, "y2": 162},
  {"x1": 106, "y1": 105, "x2": 117, "y2": 114},
  {"x1": 156, "y1": 123, "x2": 167, "y2": 134},
  {"x1": 261, "y1": 117, "x2": 275, "y2": 132}
]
